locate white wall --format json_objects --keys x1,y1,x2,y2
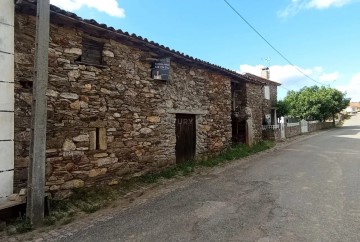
[{"x1": 0, "y1": 0, "x2": 15, "y2": 201}]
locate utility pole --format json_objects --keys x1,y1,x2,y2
[{"x1": 26, "y1": 0, "x2": 50, "y2": 226}]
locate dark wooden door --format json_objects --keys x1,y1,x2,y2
[
  {"x1": 176, "y1": 114, "x2": 196, "y2": 163},
  {"x1": 232, "y1": 116, "x2": 246, "y2": 144}
]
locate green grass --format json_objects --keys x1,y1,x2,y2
[
  {"x1": 200, "y1": 141, "x2": 274, "y2": 167},
  {"x1": 3, "y1": 140, "x2": 274, "y2": 235},
  {"x1": 136, "y1": 140, "x2": 274, "y2": 181}
]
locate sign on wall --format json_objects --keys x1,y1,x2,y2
[{"x1": 151, "y1": 58, "x2": 170, "y2": 81}]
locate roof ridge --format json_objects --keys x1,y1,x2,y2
[{"x1": 19, "y1": 0, "x2": 276, "y2": 85}]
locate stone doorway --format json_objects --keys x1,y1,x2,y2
[
  {"x1": 175, "y1": 114, "x2": 196, "y2": 163},
  {"x1": 232, "y1": 116, "x2": 246, "y2": 144}
]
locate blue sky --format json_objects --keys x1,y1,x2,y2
[{"x1": 50, "y1": 0, "x2": 360, "y2": 101}]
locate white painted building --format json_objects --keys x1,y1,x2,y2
[{"x1": 0, "y1": 0, "x2": 15, "y2": 201}]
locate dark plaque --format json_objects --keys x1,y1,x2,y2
[{"x1": 151, "y1": 58, "x2": 170, "y2": 81}]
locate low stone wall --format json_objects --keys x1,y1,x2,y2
[
  {"x1": 321, "y1": 122, "x2": 334, "y2": 129},
  {"x1": 262, "y1": 129, "x2": 281, "y2": 141},
  {"x1": 308, "y1": 122, "x2": 322, "y2": 132},
  {"x1": 262, "y1": 121, "x2": 334, "y2": 143},
  {"x1": 308, "y1": 122, "x2": 333, "y2": 132},
  {"x1": 285, "y1": 125, "x2": 301, "y2": 138}
]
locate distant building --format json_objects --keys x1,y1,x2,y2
[{"x1": 345, "y1": 102, "x2": 360, "y2": 114}]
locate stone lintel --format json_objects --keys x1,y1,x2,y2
[{"x1": 167, "y1": 109, "x2": 207, "y2": 115}]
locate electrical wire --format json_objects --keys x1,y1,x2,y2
[
  {"x1": 223, "y1": 0, "x2": 323, "y2": 86},
  {"x1": 280, "y1": 86, "x2": 291, "y2": 92}
]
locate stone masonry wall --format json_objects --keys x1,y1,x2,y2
[
  {"x1": 285, "y1": 125, "x2": 301, "y2": 138},
  {"x1": 14, "y1": 13, "x2": 232, "y2": 199},
  {"x1": 308, "y1": 122, "x2": 333, "y2": 132},
  {"x1": 245, "y1": 83, "x2": 263, "y2": 142},
  {"x1": 262, "y1": 84, "x2": 278, "y2": 123},
  {"x1": 262, "y1": 128, "x2": 281, "y2": 141},
  {"x1": 308, "y1": 122, "x2": 322, "y2": 132}
]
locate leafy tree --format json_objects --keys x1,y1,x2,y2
[
  {"x1": 275, "y1": 100, "x2": 290, "y2": 117},
  {"x1": 283, "y1": 85, "x2": 349, "y2": 125}
]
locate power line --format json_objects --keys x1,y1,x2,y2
[
  {"x1": 280, "y1": 86, "x2": 291, "y2": 92},
  {"x1": 223, "y1": 0, "x2": 323, "y2": 86}
]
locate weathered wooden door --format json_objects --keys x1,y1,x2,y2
[
  {"x1": 232, "y1": 116, "x2": 246, "y2": 144},
  {"x1": 176, "y1": 114, "x2": 196, "y2": 163}
]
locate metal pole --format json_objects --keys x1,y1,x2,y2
[{"x1": 26, "y1": 0, "x2": 50, "y2": 226}]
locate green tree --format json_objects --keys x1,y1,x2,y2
[
  {"x1": 283, "y1": 85, "x2": 349, "y2": 125},
  {"x1": 317, "y1": 87, "x2": 350, "y2": 125},
  {"x1": 275, "y1": 100, "x2": 290, "y2": 118}
]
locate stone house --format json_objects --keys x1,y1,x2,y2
[
  {"x1": 0, "y1": 1, "x2": 280, "y2": 200},
  {"x1": 345, "y1": 102, "x2": 360, "y2": 114},
  {"x1": 231, "y1": 68, "x2": 281, "y2": 145}
]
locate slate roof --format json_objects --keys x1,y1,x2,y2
[{"x1": 18, "y1": 0, "x2": 280, "y2": 86}]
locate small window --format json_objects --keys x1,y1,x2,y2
[
  {"x1": 81, "y1": 38, "x2": 104, "y2": 65},
  {"x1": 90, "y1": 128, "x2": 107, "y2": 150},
  {"x1": 264, "y1": 86, "x2": 270, "y2": 100}
]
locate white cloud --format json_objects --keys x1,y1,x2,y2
[
  {"x1": 278, "y1": 0, "x2": 308, "y2": 18},
  {"x1": 307, "y1": 0, "x2": 353, "y2": 9},
  {"x1": 50, "y1": 0, "x2": 125, "y2": 18},
  {"x1": 336, "y1": 73, "x2": 360, "y2": 102},
  {"x1": 238, "y1": 64, "x2": 326, "y2": 86},
  {"x1": 278, "y1": 0, "x2": 356, "y2": 17},
  {"x1": 319, "y1": 72, "x2": 339, "y2": 82},
  {"x1": 239, "y1": 64, "x2": 360, "y2": 101}
]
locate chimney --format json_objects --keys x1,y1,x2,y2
[{"x1": 261, "y1": 67, "x2": 270, "y2": 79}]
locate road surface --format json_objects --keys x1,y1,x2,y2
[{"x1": 58, "y1": 115, "x2": 360, "y2": 242}]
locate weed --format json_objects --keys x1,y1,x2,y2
[
  {"x1": 44, "y1": 216, "x2": 57, "y2": 226},
  {"x1": 61, "y1": 216, "x2": 75, "y2": 225},
  {"x1": 7, "y1": 217, "x2": 32, "y2": 235}
]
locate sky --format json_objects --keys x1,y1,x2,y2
[{"x1": 50, "y1": 0, "x2": 360, "y2": 102}]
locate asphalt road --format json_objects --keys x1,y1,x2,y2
[{"x1": 60, "y1": 115, "x2": 360, "y2": 242}]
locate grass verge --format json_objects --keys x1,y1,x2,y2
[{"x1": 3, "y1": 140, "x2": 274, "y2": 235}]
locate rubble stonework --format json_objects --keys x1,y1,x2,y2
[
  {"x1": 245, "y1": 82, "x2": 264, "y2": 142},
  {"x1": 14, "y1": 13, "x2": 232, "y2": 198}
]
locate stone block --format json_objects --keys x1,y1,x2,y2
[
  {"x1": 46, "y1": 89, "x2": 59, "y2": 98},
  {"x1": 99, "y1": 127, "x2": 107, "y2": 150},
  {"x1": 70, "y1": 100, "x2": 81, "y2": 110},
  {"x1": 62, "y1": 151, "x2": 84, "y2": 158},
  {"x1": 103, "y1": 50, "x2": 114, "y2": 57},
  {"x1": 0, "y1": 141, "x2": 14, "y2": 171},
  {"x1": 147, "y1": 116, "x2": 161, "y2": 123},
  {"x1": 0, "y1": 1, "x2": 14, "y2": 26},
  {"x1": 73, "y1": 134, "x2": 89, "y2": 142},
  {"x1": 140, "y1": 128, "x2": 152, "y2": 134},
  {"x1": 93, "y1": 157, "x2": 118, "y2": 167},
  {"x1": 19, "y1": 188, "x2": 26, "y2": 196},
  {"x1": 89, "y1": 131, "x2": 96, "y2": 151},
  {"x1": 0, "y1": 24, "x2": 14, "y2": 53},
  {"x1": 88, "y1": 168, "x2": 107, "y2": 177},
  {"x1": 93, "y1": 153, "x2": 108, "y2": 158},
  {"x1": 0, "y1": 52, "x2": 14, "y2": 83},
  {"x1": 0, "y1": 170, "x2": 13, "y2": 199},
  {"x1": 61, "y1": 179, "x2": 84, "y2": 189},
  {"x1": 60, "y1": 93, "x2": 79, "y2": 100},
  {"x1": 64, "y1": 48, "x2": 82, "y2": 55},
  {"x1": 62, "y1": 139, "x2": 76, "y2": 151},
  {"x1": 0, "y1": 112, "x2": 14, "y2": 140}
]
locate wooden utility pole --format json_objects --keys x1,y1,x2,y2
[{"x1": 26, "y1": 0, "x2": 50, "y2": 226}]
